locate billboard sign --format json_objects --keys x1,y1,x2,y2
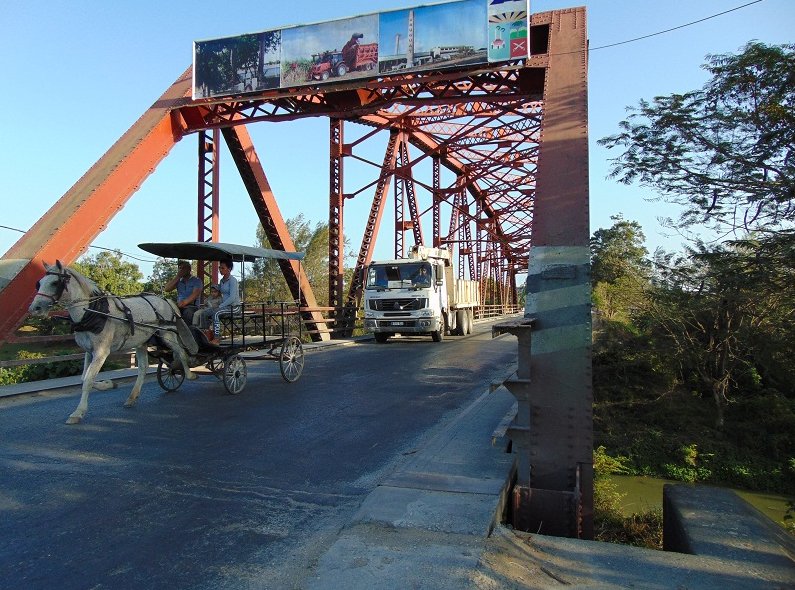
[{"x1": 193, "y1": 0, "x2": 529, "y2": 99}]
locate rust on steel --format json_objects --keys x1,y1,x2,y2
[
  {"x1": 510, "y1": 7, "x2": 593, "y2": 538},
  {"x1": 0, "y1": 68, "x2": 194, "y2": 341},
  {"x1": 220, "y1": 125, "x2": 330, "y2": 341}
]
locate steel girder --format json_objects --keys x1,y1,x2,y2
[
  {"x1": 220, "y1": 126, "x2": 330, "y2": 341},
  {"x1": 0, "y1": 68, "x2": 194, "y2": 343},
  {"x1": 197, "y1": 129, "x2": 221, "y2": 285}
]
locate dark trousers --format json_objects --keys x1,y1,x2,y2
[{"x1": 180, "y1": 305, "x2": 198, "y2": 325}]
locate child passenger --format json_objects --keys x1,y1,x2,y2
[{"x1": 193, "y1": 284, "x2": 222, "y2": 330}]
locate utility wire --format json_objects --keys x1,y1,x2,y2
[
  {"x1": 588, "y1": 0, "x2": 764, "y2": 52},
  {"x1": 0, "y1": 224, "x2": 158, "y2": 263}
]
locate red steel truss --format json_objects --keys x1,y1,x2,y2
[{"x1": 0, "y1": 10, "x2": 574, "y2": 345}]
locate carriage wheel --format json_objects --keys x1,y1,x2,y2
[
  {"x1": 157, "y1": 359, "x2": 185, "y2": 392},
  {"x1": 279, "y1": 336, "x2": 304, "y2": 383},
  {"x1": 223, "y1": 354, "x2": 247, "y2": 395}
]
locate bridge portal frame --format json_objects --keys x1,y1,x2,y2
[{"x1": 0, "y1": 6, "x2": 591, "y2": 539}]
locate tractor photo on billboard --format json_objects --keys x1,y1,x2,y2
[{"x1": 309, "y1": 33, "x2": 378, "y2": 81}]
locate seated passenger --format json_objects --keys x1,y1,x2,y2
[
  {"x1": 217, "y1": 259, "x2": 241, "y2": 312},
  {"x1": 193, "y1": 284, "x2": 222, "y2": 330}
]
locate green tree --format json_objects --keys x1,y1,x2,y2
[
  {"x1": 600, "y1": 42, "x2": 795, "y2": 236},
  {"x1": 251, "y1": 214, "x2": 331, "y2": 305},
  {"x1": 590, "y1": 215, "x2": 649, "y2": 285},
  {"x1": 590, "y1": 216, "x2": 650, "y2": 322},
  {"x1": 646, "y1": 235, "x2": 795, "y2": 428},
  {"x1": 72, "y1": 250, "x2": 143, "y2": 295},
  {"x1": 142, "y1": 258, "x2": 180, "y2": 295}
]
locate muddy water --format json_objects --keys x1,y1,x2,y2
[{"x1": 610, "y1": 474, "x2": 793, "y2": 531}]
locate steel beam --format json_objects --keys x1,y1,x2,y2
[
  {"x1": 0, "y1": 68, "x2": 193, "y2": 342},
  {"x1": 220, "y1": 125, "x2": 330, "y2": 342},
  {"x1": 328, "y1": 119, "x2": 345, "y2": 327},
  {"x1": 197, "y1": 129, "x2": 221, "y2": 285},
  {"x1": 513, "y1": 7, "x2": 593, "y2": 538}
]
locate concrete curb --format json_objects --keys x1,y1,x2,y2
[{"x1": 308, "y1": 386, "x2": 517, "y2": 589}]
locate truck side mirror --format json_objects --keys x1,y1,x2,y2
[{"x1": 435, "y1": 263, "x2": 445, "y2": 286}]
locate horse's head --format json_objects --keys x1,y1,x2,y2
[{"x1": 28, "y1": 260, "x2": 72, "y2": 316}]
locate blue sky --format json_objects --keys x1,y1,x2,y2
[{"x1": 1, "y1": 0, "x2": 792, "y2": 278}]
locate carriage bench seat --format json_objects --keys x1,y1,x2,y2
[
  {"x1": 216, "y1": 306, "x2": 298, "y2": 339},
  {"x1": 215, "y1": 308, "x2": 268, "y2": 337}
]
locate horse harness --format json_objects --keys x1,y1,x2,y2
[{"x1": 39, "y1": 269, "x2": 179, "y2": 342}]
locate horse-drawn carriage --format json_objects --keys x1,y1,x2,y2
[
  {"x1": 138, "y1": 241, "x2": 306, "y2": 395},
  {"x1": 29, "y1": 241, "x2": 307, "y2": 424}
]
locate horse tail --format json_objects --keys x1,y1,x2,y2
[{"x1": 166, "y1": 299, "x2": 199, "y2": 355}]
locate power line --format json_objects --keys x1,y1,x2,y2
[
  {"x1": 588, "y1": 0, "x2": 764, "y2": 52},
  {"x1": 0, "y1": 224, "x2": 158, "y2": 264}
]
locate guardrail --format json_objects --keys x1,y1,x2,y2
[{"x1": 2, "y1": 304, "x2": 523, "y2": 369}]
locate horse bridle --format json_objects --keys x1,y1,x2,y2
[{"x1": 35, "y1": 270, "x2": 71, "y2": 303}]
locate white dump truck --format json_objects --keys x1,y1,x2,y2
[{"x1": 363, "y1": 245, "x2": 480, "y2": 343}]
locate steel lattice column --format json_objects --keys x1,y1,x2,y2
[
  {"x1": 504, "y1": 7, "x2": 593, "y2": 539},
  {"x1": 197, "y1": 129, "x2": 220, "y2": 285},
  {"x1": 328, "y1": 119, "x2": 345, "y2": 324}
]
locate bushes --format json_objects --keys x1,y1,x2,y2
[
  {"x1": 592, "y1": 318, "x2": 676, "y2": 404},
  {"x1": 594, "y1": 372, "x2": 795, "y2": 494},
  {"x1": 0, "y1": 351, "x2": 84, "y2": 385}
]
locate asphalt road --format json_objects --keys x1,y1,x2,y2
[{"x1": 0, "y1": 322, "x2": 517, "y2": 590}]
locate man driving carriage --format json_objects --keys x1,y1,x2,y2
[{"x1": 164, "y1": 260, "x2": 202, "y2": 324}]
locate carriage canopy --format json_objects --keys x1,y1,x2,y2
[{"x1": 138, "y1": 242, "x2": 305, "y2": 262}]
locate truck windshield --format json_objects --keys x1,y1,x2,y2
[{"x1": 366, "y1": 263, "x2": 432, "y2": 289}]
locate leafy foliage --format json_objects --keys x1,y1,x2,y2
[
  {"x1": 72, "y1": 250, "x2": 143, "y2": 295},
  {"x1": 250, "y1": 214, "x2": 331, "y2": 305},
  {"x1": 143, "y1": 258, "x2": 180, "y2": 295},
  {"x1": 600, "y1": 42, "x2": 795, "y2": 236},
  {"x1": 593, "y1": 447, "x2": 663, "y2": 548}
]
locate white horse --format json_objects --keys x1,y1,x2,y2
[{"x1": 28, "y1": 260, "x2": 198, "y2": 424}]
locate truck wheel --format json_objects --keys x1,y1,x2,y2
[
  {"x1": 374, "y1": 333, "x2": 389, "y2": 343},
  {"x1": 337, "y1": 63, "x2": 348, "y2": 76},
  {"x1": 321, "y1": 71, "x2": 330, "y2": 81},
  {"x1": 432, "y1": 316, "x2": 446, "y2": 342},
  {"x1": 455, "y1": 309, "x2": 466, "y2": 336},
  {"x1": 466, "y1": 309, "x2": 474, "y2": 334}
]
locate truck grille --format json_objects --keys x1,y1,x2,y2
[{"x1": 369, "y1": 298, "x2": 427, "y2": 311}]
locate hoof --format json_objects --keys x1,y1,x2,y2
[
  {"x1": 66, "y1": 415, "x2": 82, "y2": 425},
  {"x1": 94, "y1": 380, "x2": 116, "y2": 391},
  {"x1": 123, "y1": 401, "x2": 135, "y2": 408},
  {"x1": 186, "y1": 371, "x2": 198, "y2": 381}
]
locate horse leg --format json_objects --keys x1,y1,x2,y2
[
  {"x1": 162, "y1": 333, "x2": 197, "y2": 381},
  {"x1": 177, "y1": 346, "x2": 198, "y2": 381},
  {"x1": 82, "y1": 350, "x2": 114, "y2": 391},
  {"x1": 81, "y1": 352, "x2": 91, "y2": 380},
  {"x1": 124, "y1": 347, "x2": 149, "y2": 408},
  {"x1": 67, "y1": 351, "x2": 109, "y2": 424}
]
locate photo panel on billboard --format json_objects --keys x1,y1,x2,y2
[
  {"x1": 378, "y1": 0, "x2": 488, "y2": 75},
  {"x1": 488, "y1": 0, "x2": 529, "y2": 62},
  {"x1": 194, "y1": 31, "x2": 282, "y2": 99},
  {"x1": 280, "y1": 15, "x2": 379, "y2": 87}
]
